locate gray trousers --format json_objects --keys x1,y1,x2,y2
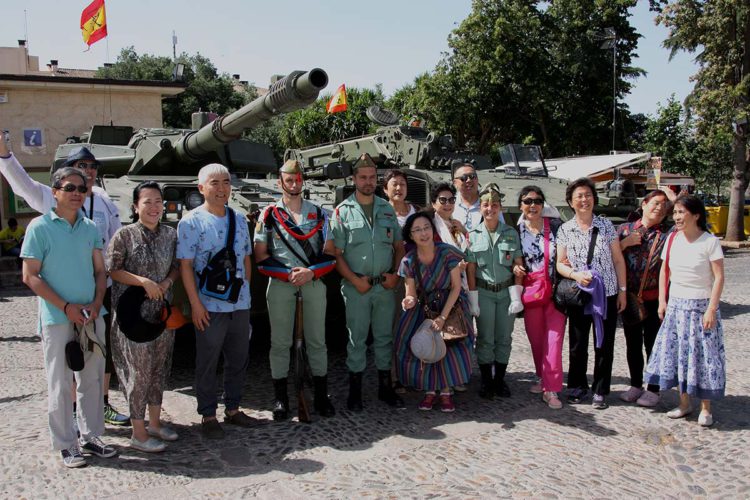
[
  {"x1": 194, "y1": 309, "x2": 251, "y2": 417},
  {"x1": 41, "y1": 318, "x2": 105, "y2": 450}
]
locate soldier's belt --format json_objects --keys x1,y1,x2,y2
[
  {"x1": 355, "y1": 273, "x2": 386, "y2": 286},
  {"x1": 476, "y1": 276, "x2": 514, "y2": 292}
]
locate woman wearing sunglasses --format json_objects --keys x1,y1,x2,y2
[
  {"x1": 106, "y1": 181, "x2": 180, "y2": 452},
  {"x1": 513, "y1": 186, "x2": 565, "y2": 409}
]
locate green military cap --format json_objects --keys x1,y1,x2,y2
[
  {"x1": 479, "y1": 182, "x2": 504, "y2": 203},
  {"x1": 279, "y1": 159, "x2": 303, "y2": 175},
  {"x1": 353, "y1": 153, "x2": 377, "y2": 172}
]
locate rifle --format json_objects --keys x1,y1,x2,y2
[{"x1": 293, "y1": 288, "x2": 312, "y2": 423}]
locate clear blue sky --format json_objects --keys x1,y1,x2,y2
[{"x1": 4, "y1": 0, "x2": 697, "y2": 117}]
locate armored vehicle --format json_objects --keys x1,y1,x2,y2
[
  {"x1": 284, "y1": 106, "x2": 639, "y2": 224},
  {"x1": 53, "y1": 68, "x2": 329, "y2": 225}
]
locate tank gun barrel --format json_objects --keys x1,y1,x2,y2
[{"x1": 176, "y1": 68, "x2": 328, "y2": 161}]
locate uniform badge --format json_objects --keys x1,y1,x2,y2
[{"x1": 307, "y1": 212, "x2": 317, "y2": 220}]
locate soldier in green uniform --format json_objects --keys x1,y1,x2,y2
[
  {"x1": 326, "y1": 153, "x2": 405, "y2": 412},
  {"x1": 466, "y1": 184, "x2": 525, "y2": 400},
  {"x1": 254, "y1": 159, "x2": 336, "y2": 421}
]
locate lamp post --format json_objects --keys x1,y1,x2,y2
[{"x1": 596, "y1": 27, "x2": 617, "y2": 152}]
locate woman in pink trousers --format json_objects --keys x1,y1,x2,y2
[{"x1": 513, "y1": 186, "x2": 566, "y2": 409}]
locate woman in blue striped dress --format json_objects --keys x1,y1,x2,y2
[{"x1": 394, "y1": 212, "x2": 474, "y2": 412}]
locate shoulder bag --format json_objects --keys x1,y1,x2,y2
[
  {"x1": 622, "y1": 232, "x2": 660, "y2": 326},
  {"x1": 554, "y1": 226, "x2": 598, "y2": 308},
  {"x1": 414, "y1": 260, "x2": 468, "y2": 342},
  {"x1": 521, "y1": 218, "x2": 552, "y2": 307},
  {"x1": 198, "y1": 207, "x2": 243, "y2": 303}
]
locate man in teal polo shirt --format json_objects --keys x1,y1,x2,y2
[
  {"x1": 326, "y1": 153, "x2": 405, "y2": 411},
  {"x1": 21, "y1": 167, "x2": 116, "y2": 468}
]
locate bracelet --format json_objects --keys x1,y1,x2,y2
[
  {"x1": 63, "y1": 302, "x2": 70, "y2": 315},
  {"x1": 165, "y1": 277, "x2": 174, "y2": 287},
  {"x1": 438, "y1": 315, "x2": 447, "y2": 321},
  {"x1": 0, "y1": 153, "x2": 11, "y2": 159}
]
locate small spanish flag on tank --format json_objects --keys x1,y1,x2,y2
[
  {"x1": 326, "y1": 84, "x2": 347, "y2": 114},
  {"x1": 81, "y1": 0, "x2": 108, "y2": 47}
]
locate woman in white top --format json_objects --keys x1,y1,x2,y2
[{"x1": 645, "y1": 195, "x2": 725, "y2": 427}]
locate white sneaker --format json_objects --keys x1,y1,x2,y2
[
  {"x1": 619, "y1": 386, "x2": 643, "y2": 403},
  {"x1": 636, "y1": 390, "x2": 660, "y2": 407},
  {"x1": 698, "y1": 411, "x2": 713, "y2": 427},
  {"x1": 666, "y1": 406, "x2": 692, "y2": 419}
]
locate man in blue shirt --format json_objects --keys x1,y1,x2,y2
[
  {"x1": 178, "y1": 164, "x2": 260, "y2": 439},
  {"x1": 21, "y1": 167, "x2": 117, "y2": 468}
]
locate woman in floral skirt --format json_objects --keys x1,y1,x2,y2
[{"x1": 645, "y1": 195, "x2": 725, "y2": 427}]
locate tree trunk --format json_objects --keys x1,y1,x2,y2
[{"x1": 725, "y1": 127, "x2": 748, "y2": 241}]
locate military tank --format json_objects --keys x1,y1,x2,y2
[
  {"x1": 53, "y1": 68, "x2": 330, "y2": 225},
  {"x1": 284, "y1": 106, "x2": 638, "y2": 224}
]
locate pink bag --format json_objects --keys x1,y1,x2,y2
[{"x1": 522, "y1": 218, "x2": 552, "y2": 308}]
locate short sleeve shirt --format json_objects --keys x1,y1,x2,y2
[
  {"x1": 176, "y1": 206, "x2": 252, "y2": 312},
  {"x1": 466, "y1": 222, "x2": 522, "y2": 285},
  {"x1": 0, "y1": 226, "x2": 24, "y2": 251},
  {"x1": 556, "y1": 216, "x2": 618, "y2": 296},
  {"x1": 254, "y1": 199, "x2": 329, "y2": 269},
  {"x1": 20, "y1": 209, "x2": 102, "y2": 325},
  {"x1": 453, "y1": 198, "x2": 482, "y2": 232},
  {"x1": 662, "y1": 231, "x2": 723, "y2": 299},
  {"x1": 330, "y1": 194, "x2": 402, "y2": 277},
  {"x1": 519, "y1": 218, "x2": 557, "y2": 278}
]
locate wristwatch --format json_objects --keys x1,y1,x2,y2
[{"x1": 619, "y1": 286, "x2": 627, "y2": 292}]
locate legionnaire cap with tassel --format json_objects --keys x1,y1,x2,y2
[{"x1": 479, "y1": 183, "x2": 504, "y2": 204}]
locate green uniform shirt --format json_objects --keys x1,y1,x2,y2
[
  {"x1": 254, "y1": 199, "x2": 328, "y2": 268},
  {"x1": 466, "y1": 222, "x2": 521, "y2": 284},
  {"x1": 330, "y1": 194, "x2": 402, "y2": 277}
]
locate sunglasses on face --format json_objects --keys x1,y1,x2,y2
[
  {"x1": 521, "y1": 198, "x2": 544, "y2": 206},
  {"x1": 75, "y1": 161, "x2": 99, "y2": 170},
  {"x1": 454, "y1": 173, "x2": 477, "y2": 182},
  {"x1": 55, "y1": 183, "x2": 87, "y2": 193},
  {"x1": 437, "y1": 196, "x2": 457, "y2": 205}
]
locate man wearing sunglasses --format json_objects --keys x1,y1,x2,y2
[
  {"x1": 453, "y1": 163, "x2": 506, "y2": 230},
  {"x1": 20, "y1": 167, "x2": 116, "y2": 467},
  {"x1": 0, "y1": 139, "x2": 129, "y2": 427}
]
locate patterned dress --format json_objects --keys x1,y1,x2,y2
[
  {"x1": 106, "y1": 222, "x2": 178, "y2": 420},
  {"x1": 394, "y1": 243, "x2": 474, "y2": 391}
]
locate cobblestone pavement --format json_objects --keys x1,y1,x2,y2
[{"x1": 1, "y1": 250, "x2": 749, "y2": 499}]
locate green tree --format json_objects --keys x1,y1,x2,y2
[
  {"x1": 651, "y1": 0, "x2": 749, "y2": 240},
  {"x1": 280, "y1": 86, "x2": 386, "y2": 149},
  {"x1": 637, "y1": 95, "x2": 693, "y2": 175},
  {"x1": 97, "y1": 47, "x2": 254, "y2": 129},
  {"x1": 387, "y1": 0, "x2": 643, "y2": 157}
]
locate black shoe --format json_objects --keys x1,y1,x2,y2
[
  {"x1": 201, "y1": 417, "x2": 225, "y2": 439},
  {"x1": 313, "y1": 375, "x2": 335, "y2": 417},
  {"x1": 272, "y1": 378, "x2": 290, "y2": 421},
  {"x1": 378, "y1": 370, "x2": 406, "y2": 409},
  {"x1": 347, "y1": 372, "x2": 363, "y2": 412},
  {"x1": 493, "y1": 362, "x2": 511, "y2": 398},
  {"x1": 479, "y1": 364, "x2": 494, "y2": 400}
]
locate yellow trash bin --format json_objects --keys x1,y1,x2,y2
[
  {"x1": 745, "y1": 205, "x2": 750, "y2": 237},
  {"x1": 706, "y1": 206, "x2": 729, "y2": 236}
]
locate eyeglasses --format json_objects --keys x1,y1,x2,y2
[
  {"x1": 410, "y1": 225, "x2": 433, "y2": 234},
  {"x1": 55, "y1": 183, "x2": 87, "y2": 193},
  {"x1": 437, "y1": 196, "x2": 456, "y2": 205},
  {"x1": 521, "y1": 198, "x2": 544, "y2": 206},
  {"x1": 454, "y1": 173, "x2": 477, "y2": 182},
  {"x1": 573, "y1": 193, "x2": 593, "y2": 200},
  {"x1": 75, "y1": 161, "x2": 99, "y2": 170}
]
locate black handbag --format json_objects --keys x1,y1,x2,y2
[{"x1": 554, "y1": 226, "x2": 598, "y2": 308}]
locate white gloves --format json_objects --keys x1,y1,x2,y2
[
  {"x1": 468, "y1": 290, "x2": 480, "y2": 317},
  {"x1": 508, "y1": 285, "x2": 524, "y2": 315}
]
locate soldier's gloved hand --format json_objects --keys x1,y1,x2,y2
[
  {"x1": 468, "y1": 290, "x2": 480, "y2": 317},
  {"x1": 508, "y1": 285, "x2": 524, "y2": 315}
]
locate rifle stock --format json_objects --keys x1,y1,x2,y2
[{"x1": 293, "y1": 288, "x2": 312, "y2": 423}]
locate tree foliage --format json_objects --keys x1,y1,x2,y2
[
  {"x1": 387, "y1": 0, "x2": 643, "y2": 157},
  {"x1": 97, "y1": 47, "x2": 254, "y2": 129},
  {"x1": 650, "y1": 0, "x2": 749, "y2": 240}
]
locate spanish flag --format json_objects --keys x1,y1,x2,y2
[
  {"x1": 81, "y1": 0, "x2": 108, "y2": 47},
  {"x1": 326, "y1": 84, "x2": 347, "y2": 114}
]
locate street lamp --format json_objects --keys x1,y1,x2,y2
[{"x1": 596, "y1": 27, "x2": 617, "y2": 152}]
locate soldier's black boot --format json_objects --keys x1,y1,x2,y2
[
  {"x1": 313, "y1": 375, "x2": 335, "y2": 417},
  {"x1": 347, "y1": 372, "x2": 364, "y2": 412},
  {"x1": 272, "y1": 378, "x2": 289, "y2": 421},
  {"x1": 378, "y1": 370, "x2": 406, "y2": 408},
  {"x1": 479, "y1": 364, "x2": 495, "y2": 400},
  {"x1": 494, "y1": 362, "x2": 511, "y2": 398}
]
